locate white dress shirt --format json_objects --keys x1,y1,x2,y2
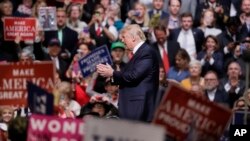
[
  {"x1": 133, "y1": 41, "x2": 145, "y2": 54},
  {"x1": 177, "y1": 29, "x2": 196, "y2": 60}
]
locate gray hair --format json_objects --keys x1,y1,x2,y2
[
  {"x1": 189, "y1": 59, "x2": 202, "y2": 69},
  {"x1": 18, "y1": 47, "x2": 35, "y2": 60}
]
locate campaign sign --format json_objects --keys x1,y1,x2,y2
[
  {"x1": 85, "y1": 118, "x2": 165, "y2": 141},
  {"x1": 0, "y1": 61, "x2": 55, "y2": 106},
  {"x1": 4, "y1": 17, "x2": 36, "y2": 41},
  {"x1": 79, "y1": 45, "x2": 113, "y2": 78},
  {"x1": 27, "y1": 82, "x2": 54, "y2": 115},
  {"x1": 153, "y1": 83, "x2": 232, "y2": 141},
  {"x1": 232, "y1": 110, "x2": 250, "y2": 125},
  {"x1": 38, "y1": 7, "x2": 57, "y2": 31},
  {"x1": 27, "y1": 114, "x2": 85, "y2": 141}
]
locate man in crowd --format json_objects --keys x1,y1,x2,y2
[{"x1": 96, "y1": 24, "x2": 159, "y2": 122}]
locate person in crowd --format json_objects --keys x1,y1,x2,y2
[
  {"x1": 169, "y1": 12, "x2": 204, "y2": 60},
  {"x1": 66, "y1": 3, "x2": 88, "y2": 34},
  {"x1": 217, "y1": 17, "x2": 241, "y2": 53},
  {"x1": 204, "y1": 71, "x2": 229, "y2": 107},
  {"x1": 148, "y1": 0, "x2": 169, "y2": 22},
  {"x1": 0, "y1": 0, "x2": 21, "y2": 62},
  {"x1": 88, "y1": 4, "x2": 118, "y2": 48},
  {"x1": 239, "y1": 12, "x2": 250, "y2": 41},
  {"x1": 162, "y1": 0, "x2": 197, "y2": 18},
  {"x1": 232, "y1": 88, "x2": 250, "y2": 111},
  {"x1": 181, "y1": 59, "x2": 204, "y2": 90},
  {"x1": 110, "y1": 41, "x2": 127, "y2": 71},
  {"x1": 167, "y1": 0, "x2": 181, "y2": 30},
  {"x1": 103, "y1": 79, "x2": 119, "y2": 108},
  {"x1": 97, "y1": 24, "x2": 159, "y2": 122},
  {"x1": 43, "y1": 8, "x2": 78, "y2": 61},
  {"x1": 15, "y1": 0, "x2": 33, "y2": 17},
  {"x1": 219, "y1": 61, "x2": 245, "y2": 108},
  {"x1": 167, "y1": 48, "x2": 190, "y2": 82},
  {"x1": 35, "y1": 38, "x2": 69, "y2": 81},
  {"x1": 198, "y1": 9, "x2": 222, "y2": 37},
  {"x1": 239, "y1": 0, "x2": 250, "y2": 25},
  {"x1": 31, "y1": 0, "x2": 47, "y2": 18},
  {"x1": 155, "y1": 66, "x2": 168, "y2": 108},
  {"x1": 152, "y1": 24, "x2": 180, "y2": 74},
  {"x1": 7, "y1": 117, "x2": 28, "y2": 141},
  {"x1": 224, "y1": 41, "x2": 246, "y2": 79},
  {"x1": 106, "y1": 3, "x2": 124, "y2": 32},
  {"x1": 79, "y1": 94, "x2": 118, "y2": 118},
  {"x1": 66, "y1": 42, "x2": 92, "y2": 106},
  {"x1": 57, "y1": 81, "x2": 81, "y2": 118},
  {"x1": 197, "y1": 35, "x2": 223, "y2": 77},
  {"x1": 0, "y1": 106, "x2": 14, "y2": 125},
  {"x1": 18, "y1": 47, "x2": 35, "y2": 62},
  {"x1": 195, "y1": 0, "x2": 229, "y2": 29},
  {"x1": 125, "y1": 2, "x2": 150, "y2": 29}
]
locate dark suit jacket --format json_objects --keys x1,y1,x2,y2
[
  {"x1": 151, "y1": 41, "x2": 180, "y2": 67},
  {"x1": 197, "y1": 50, "x2": 224, "y2": 78},
  {"x1": 33, "y1": 42, "x2": 69, "y2": 81},
  {"x1": 205, "y1": 88, "x2": 229, "y2": 106},
  {"x1": 43, "y1": 26, "x2": 78, "y2": 57},
  {"x1": 239, "y1": 24, "x2": 250, "y2": 41},
  {"x1": 113, "y1": 42, "x2": 159, "y2": 122},
  {"x1": 219, "y1": 77, "x2": 245, "y2": 108},
  {"x1": 169, "y1": 28, "x2": 204, "y2": 53},
  {"x1": 217, "y1": 29, "x2": 240, "y2": 51}
]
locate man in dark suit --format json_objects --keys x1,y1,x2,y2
[
  {"x1": 219, "y1": 61, "x2": 245, "y2": 108},
  {"x1": 169, "y1": 12, "x2": 204, "y2": 60},
  {"x1": 204, "y1": 71, "x2": 229, "y2": 107},
  {"x1": 97, "y1": 24, "x2": 159, "y2": 122},
  {"x1": 43, "y1": 8, "x2": 78, "y2": 61},
  {"x1": 148, "y1": 0, "x2": 169, "y2": 22},
  {"x1": 34, "y1": 38, "x2": 69, "y2": 81},
  {"x1": 152, "y1": 24, "x2": 180, "y2": 73}
]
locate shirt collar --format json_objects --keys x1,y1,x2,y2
[
  {"x1": 207, "y1": 88, "x2": 217, "y2": 95},
  {"x1": 153, "y1": 9, "x2": 162, "y2": 15},
  {"x1": 133, "y1": 41, "x2": 144, "y2": 54}
]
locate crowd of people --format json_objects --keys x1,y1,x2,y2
[{"x1": 1, "y1": 0, "x2": 250, "y2": 140}]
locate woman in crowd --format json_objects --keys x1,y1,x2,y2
[
  {"x1": 198, "y1": 9, "x2": 222, "y2": 37},
  {"x1": 66, "y1": 42, "x2": 92, "y2": 106},
  {"x1": 66, "y1": 3, "x2": 88, "y2": 34},
  {"x1": 167, "y1": 48, "x2": 190, "y2": 82},
  {"x1": 181, "y1": 59, "x2": 204, "y2": 91},
  {"x1": 125, "y1": 2, "x2": 150, "y2": 29},
  {"x1": 197, "y1": 35, "x2": 223, "y2": 77},
  {"x1": 15, "y1": 0, "x2": 33, "y2": 17},
  {"x1": 57, "y1": 81, "x2": 81, "y2": 118}
]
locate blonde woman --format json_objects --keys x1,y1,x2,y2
[{"x1": 125, "y1": 2, "x2": 150, "y2": 29}]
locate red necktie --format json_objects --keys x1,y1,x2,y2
[
  {"x1": 161, "y1": 45, "x2": 170, "y2": 73},
  {"x1": 96, "y1": 25, "x2": 101, "y2": 36},
  {"x1": 128, "y1": 51, "x2": 133, "y2": 60}
]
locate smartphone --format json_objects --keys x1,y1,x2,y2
[{"x1": 133, "y1": 11, "x2": 140, "y2": 17}]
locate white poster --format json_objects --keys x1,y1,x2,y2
[{"x1": 84, "y1": 118, "x2": 165, "y2": 141}]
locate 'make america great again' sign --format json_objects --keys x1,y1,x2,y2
[
  {"x1": 4, "y1": 17, "x2": 36, "y2": 41},
  {"x1": 0, "y1": 61, "x2": 55, "y2": 106}
]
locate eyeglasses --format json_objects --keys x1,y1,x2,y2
[{"x1": 204, "y1": 78, "x2": 217, "y2": 81}]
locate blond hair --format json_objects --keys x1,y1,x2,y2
[{"x1": 120, "y1": 24, "x2": 146, "y2": 41}]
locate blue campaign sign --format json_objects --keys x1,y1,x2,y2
[
  {"x1": 78, "y1": 45, "x2": 113, "y2": 78},
  {"x1": 232, "y1": 110, "x2": 250, "y2": 125},
  {"x1": 27, "y1": 81, "x2": 54, "y2": 115}
]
